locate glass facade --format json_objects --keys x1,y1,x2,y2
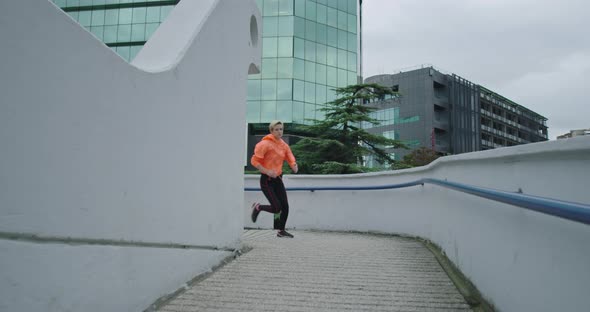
[
  {"x1": 52, "y1": 0, "x2": 178, "y2": 61},
  {"x1": 248, "y1": 0, "x2": 360, "y2": 124},
  {"x1": 54, "y1": 0, "x2": 361, "y2": 127}
]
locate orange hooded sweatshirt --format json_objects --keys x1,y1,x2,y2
[{"x1": 251, "y1": 134, "x2": 296, "y2": 176}]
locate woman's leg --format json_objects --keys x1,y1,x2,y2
[
  {"x1": 258, "y1": 174, "x2": 282, "y2": 214},
  {"x1": 273, "y1": 178, "x2": 289, "y2": 231}
]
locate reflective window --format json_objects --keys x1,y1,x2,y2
[
  {"x1": 326, "y1": 7, "x2": 337, "y2": 28},
  {"x1": 293, "y1": 80, "x2": 304, "y2": 101},
  {"x1": 261, "y1": 101, "x2": 277, "y2": 120},
  {"x1": 294, "y1": 17, "x2": 305, "y2": 38},
  {"x1": 317, "y1": 4, "x2": 327, "y2": 24},
  {"x1": 262, "y1": 58, "x2": 278, "y2": 78},
  {"x1": 337, "y1": 68, "x2": 347, "y2": 87},
  {"x1": 305, "y1": 0, "x2": 316, "y2": 20},
  {"x1": 264, "y1": 17, "x2": 279, "y2": 37},
  {"x1": 348, "y1": 32, "x2": 356, "y2": 51},
  {"x1": 277, "y1": 101, "x2": 293, "y2": 122},
  {"x1": 347, "y1": 13, "x2": 356, "y2": 33},
  {"x1": 337, "y1": 9, "x2": 347, "y2": 30},
  {"x1": 132, "y1": 7, "x2": 146, "y2": 24},
  {"x1": 304, "y1": 41, "x2": 316, "y2": 62},
  {"x1": 278, "y1": 0, "x2": 294, "y2": 15},
  {"x1": 261, "y1": 80, "x2": 277, "y2": 100},
  {"x1": 316, "y1": 43, "x2": 327, "y2": 64},
  {"x1": 248, "y1": 80, "x2": 261, "y2": 100},
  {"x1": 278, "y1": 37, "x2": 293, "y2": 57},
  {"x1": 119, "y1": 8, "x2": 132, "y2": 24},
  {"x1": 347, "y1": 51, "x2": 356, "y2": 71},
  {"x1": 305, "y1": 81, "x2": 316, "y2": 103},
  {"x1": 117, "y1": 24, "x2": 131, "y2": 42},
  {"x1": 347, "y1": 0, "x2": 356, "y2": 14},
  {"x1": 337, "y1": 49, "x2": 346, "y2": 68},
  {"x1": 56, "y1": 1, "x2": 177, "y2": 62},
  {"x1": 304, "y1": 61, "x2": 316, "y2": 82},
  {"x1": 104, "y1": 25, "x2": 117, "y2": 43},
  {"x1": 263, "y1": 37, "x2": 278, "y2": 57},
  {"x1": 131, "y1": 24, "x2": 145, "y2": 41},
  {"x1": 326, "y1": 26, "x2": 337, "y2": 47},
  {"x1": 104, "y1": 9, "x2": 118, "y2": 25},
  {"x1": 146, "y1": 7, "x2": 160, "y2": 23},
  {"x1": 294, "y1": 0, "x2": 305, "y2": 17},
  {"x1": 293, "y1": 101, "x2": 305, "y2": 123},
  {"x1": 338, "y1": 29, "x2": 347, "y2": 49},
  {"x1": 326, "y1": 46, "x2": 337, "y2": 66},
  {"x1": 91, "y1": 10, "x2": 104, "y2": 27},
  {"x1": 294, "y1": 38, "x2": 304, "y2": 59},
  {"x1": 305, "y1": 20, "x2": 316, "y2": 42},
  {"x1": 327, "y1": 66, "x2": 337, "y2": 87},
  {"x1": 293, "y1": 59, "x2": 305, "y2": 80},
  {"x1": 263, "y1": 0, "x2": 279, "y2": 16},
  {"x1": 348, "y1": 70, "x2": 357, "y2": 85},
  {"x1": 316, "y1": 84, "x2": 327, "y2": 104},
  {"x1": 79, "y1": 11, "x2": 91, "y2": 26},
  {"x1": 247, "y1": 101, "x2": 261, "y2": 123},
  {"x1": 278, "y1": 16, "x2": 294, "y2": 36},
  {"x1": 277, "y1": 79, "x2": 292, "y2": 100},
  {"x1": 316, "y1": 64, "x2": 327, "y2": 85},
  {"x1": 304, "y1": 103, "x2": 315, "y2": 120},
  {"x1": 277, "y1": 58, "x2": 294, "y2": 78},
  {"x1": 316, "y1": 23, "x2": 327, "y2": 45}
]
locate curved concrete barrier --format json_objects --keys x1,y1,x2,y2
[
  {"x1": 0, "y1": 0, "x2": 260, "y2": 311},
  {"x1": 245, "y1": 136, "x2": 590, "y2": 312}
]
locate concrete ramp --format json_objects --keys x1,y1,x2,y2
[{"x1": 157, "y1": 230, "x2": 473, "y2": 311}]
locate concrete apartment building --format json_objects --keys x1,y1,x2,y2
[
  {"x1": 363, "y1": 67, "x2": 548, "y2": 165},
  {"x1": 557, "y1": 128, "x2": 590, "y2": 139}
]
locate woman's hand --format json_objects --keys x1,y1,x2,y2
[{"x1": 265, "y1": 169, "x2": 278, "y2": 178}]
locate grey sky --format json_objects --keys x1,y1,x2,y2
[{"x1": 361, "y1": 0, "x2": 589, "y2": 139}]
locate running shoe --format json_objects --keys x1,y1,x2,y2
[
  {"x1": 251, "y1": 203, "x2": 261, "y2": 223},
  {"x1": 277, "y1": 230, "x2": 294, "y2": 238}
]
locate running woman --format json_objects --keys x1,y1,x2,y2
[{"x1": 250, "y1": 120, "x2": 298, "y2": 238}]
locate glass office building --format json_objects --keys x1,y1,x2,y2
[
  {"x1": 51, "y1": 0, "x2": 178, "y2": 61},
  {"x1": 53, "y1": 0, "x2": 361, "y2": 126},
  {"x1": 248, "y1": 0, "x2": 360, "y2": 125}
]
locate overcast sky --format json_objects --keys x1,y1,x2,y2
[{"x1": 361, "y1": 0, "x2": 589, "y2": 139}]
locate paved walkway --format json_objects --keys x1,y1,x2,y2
[{"x1": 157, "y1": 230, "x2": 473, "y2": 312}]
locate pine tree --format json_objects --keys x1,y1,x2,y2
[{"x1": 291, "y1": 83, "x2": 406, "y2": 174}]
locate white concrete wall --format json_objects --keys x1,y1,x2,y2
[
  {"x1": 0, "y1": 0, "x2": 260, "y2": 311},
  {"x1": 245, "y1": 136, "x2": 590, "y2": 312}
]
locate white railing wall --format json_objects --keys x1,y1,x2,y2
[
  {"x1": 0, "y1": 1, "x2": 260, "y2": 311},
  {"x1": 245, "y1": 136, "x2": 590, "y2": 312}
]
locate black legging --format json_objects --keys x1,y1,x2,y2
[{"x1": 259, "y1": 174, "x2": 289, "y2": 231}]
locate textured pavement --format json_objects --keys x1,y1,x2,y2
[{"x1": 157, "y1": 230, "x2": 473, "y2": 312}]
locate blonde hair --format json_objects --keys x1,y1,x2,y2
[{"x1": 269, "y1": 120, "x2": 283, "y2": 132}]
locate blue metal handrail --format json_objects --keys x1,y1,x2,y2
[{"x1": 245, "y1": 178, "x2": 590, "y2": 226}]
